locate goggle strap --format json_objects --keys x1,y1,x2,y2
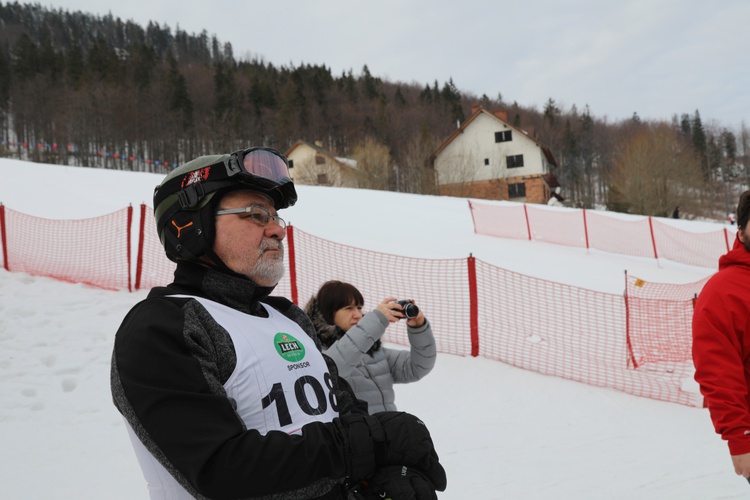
[{"x1": 178, "y1": 182, "x2": 205, "y2": 209}]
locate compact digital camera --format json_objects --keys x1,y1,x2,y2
[{"x1": 396, "y1": 300, "x2": 420, "y2": 319}]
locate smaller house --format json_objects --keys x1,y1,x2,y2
[
  {"x1": 430, "y1": 104, "x2": 560, "y2": 204},
  {"x1": 285, "y1": 140, "x2": 359, "y2": 187}
]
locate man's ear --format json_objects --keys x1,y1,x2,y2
[{"x1": 739, "y1": 229, "x2": 746, "y2": 244}]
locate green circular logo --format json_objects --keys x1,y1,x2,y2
[{"x1": 274, "y1": 332, "x2": 306, "y2": 362}]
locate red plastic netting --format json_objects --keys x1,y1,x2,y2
[
  {"x1": 468, "y1": 201, "x2": 528, "y2": 240},
  {"x1": 623, "y1": 273, "x2": 709, "y2": 407},
  {"x1": 0, "y1": 202, "x2": 712, "y2": 407},
  {"x1": 470, "y1": 201, "x2": 730, "y2": 269},
  {"x1": 651, "y1": 219, "x2": 730, "y2": 268},
  {"x1": 585, "y1": 210, "x2": 655, "y2": 259},
  {"x1": 2, "y1": 206, "x2": 131, "y2": 290},
  {"x1": 525, "y1": 204, "x2": 587, "y2": 248},
  {"x1": 288, "y1": 227, "x2": 474, "y2": 356}
]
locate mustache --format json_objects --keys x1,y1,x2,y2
[{"x1": 260, "y1": 239, "x2": 283, "y2": 253}]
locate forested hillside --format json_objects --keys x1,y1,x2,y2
[{"x1": 0, "y1": 2, "x2": 747, "y2": 218}]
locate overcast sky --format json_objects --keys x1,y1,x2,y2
[{"x1": 39, "y1": 0, "x2": 750, "y2": 130}]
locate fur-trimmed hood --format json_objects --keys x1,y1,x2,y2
[{"x1": 304, "y1": 296, "x2": 381, "y2": 353}]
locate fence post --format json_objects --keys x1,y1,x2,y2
[
  {"x1": 582, "y1": 208, "x2": 590, "y2": 250},
  {"x1": 648, "y1": 217, "x2": 659, "y2": 260},
  {"x1": 523, "y1": 204, "x2": 531, "y2": 241},
  {"x1": 126, "y1": 204, "x2": 133, "y2": 292},
  {"x1": 468, "y1": 254, "x2": 479, "y2": 357},
  {"x1": 134, "y1": 204, "x2": 147, "y2": 291},
  {"x1": 287, "y1": 225, "x2": 298, "y2": 306},
  {"x1": 624, "y1": 270, "x2": 639, "y2": 369},
  {"x1": 724, "y1": 227, "x2": 731, "y2": 252},
  {"x1": 0, "y1": 204, "x2": 8, "y2": 271},
  {"x1": 467, "y1": 200, "x2": 478, "y2": 234}
]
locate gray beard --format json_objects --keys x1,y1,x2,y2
[{"x1": 249, "y1": 239, "x2": 285, "y2": 285}]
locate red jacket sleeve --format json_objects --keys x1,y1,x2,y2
[{"x1": 693, "y1": 272, "x2": 750, "y2": 455}]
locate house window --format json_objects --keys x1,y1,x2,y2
[
  {"x1": 508, "y1": 182, "x2": 526, "y2": 198},
  {"x1": 506, "y1": 154, "x2": 524, "y2": 169},
  {"x1": 317, "y1": 173, "x2": 329, "y2": 185},
  {"x1": 288, "y1": 159, "x2": 294, "y2": 169},
  {"x1": 315, "y1": 155, "x2": 325, "y2": 165},
  {"x1": 484, "y1": 158, "x2": 489, "y2": 165},
  {"x1": 495, "y1": 130, "x2": 512, "y2": 143}
]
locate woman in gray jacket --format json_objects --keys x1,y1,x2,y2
[{"x1": 305, "y1": 280, "x2": 437, "y2": 414}]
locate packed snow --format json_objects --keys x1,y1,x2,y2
[{"x1": 0, "y1": 158, "x2": 746, "y2": 499}]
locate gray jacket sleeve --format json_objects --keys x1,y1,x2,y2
[
  {"x1": 386, "y1": 319, "x2": 437, "y2": 383},
  {"x1": 323, "y1": 310, "x2": 389, "y2": 378}
]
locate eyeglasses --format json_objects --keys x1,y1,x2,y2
[{"x1": 215, "y1": 205, "x2": 286, "y2": 230}]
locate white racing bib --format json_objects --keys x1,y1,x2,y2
[
  {"x1": 180, "y1": 295, "x2": 340, "y2": 434},
  {"x1": 127, "y1": 295, "x2": 342, "y2": 499}
]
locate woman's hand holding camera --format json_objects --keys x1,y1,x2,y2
[
  {"x1": 405, "y1": 309, "x2": 425, "y2": 328},
  {"x1": 376, "y1": 298, "x2": 402, "y2": 324},
  {"x1": 376, "y1": 298, "x2": 425, "y2": 328},
  {"x1": 401, "y1": 300, "x2": 425, "y2": 328}
]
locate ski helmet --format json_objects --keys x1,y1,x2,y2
[{"x1": 153, "y1": 147, "x2": 297, "y2": 263}]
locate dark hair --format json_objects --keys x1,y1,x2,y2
[
  {"x1": 738, "y1": 190, "x2": 750, "y2": 230},
  {"x1": 316, "y1": 280, "x2": 364, "y2": 324}
]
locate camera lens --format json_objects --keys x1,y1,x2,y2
[{"x1": 396, "y1": 300, "x2": 419, "y2": 319}]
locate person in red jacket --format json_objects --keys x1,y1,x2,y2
[{"x1": 693, "y1": 190, "x2": 750, "y2": 480}]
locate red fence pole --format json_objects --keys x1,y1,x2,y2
[
  {"x1": 287, "y1": 225, "x2": 298, "y2": 306},
  {"x1": 523, "y1": 204, "x2": 531, "y2": 241},
  {"x1": 468, "y1": 200, "x2": 477, "y2": 234},
  {"x1": 468, "y1": 254, "x2": 479, "y2": 357},
  {"x1": 126, "y1": 205, "x2": 133, "y2": 292},
  {"x1": 0, "y1": 204, "x2": 8, "y2": 271},
  {"x1": 582, "y1": 208, "x2": 590, "y2": 250},
  {"x1": 623, "y1": 270, "x2": 638, "y2": 369},
  {"x1": 724, "y1": 227, "x2": 731, "y2": 252},
  {"x1": 648, "y1": 217, "x2": 659, "y2": 260},
  {"x1": 134, "y1": 203, "x2": 147, "y2": 291}
]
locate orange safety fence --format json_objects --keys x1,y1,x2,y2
[
  {"x1": 0, "y1": 204, "x2": 132, "y2": 291},
  {"x1": 0, "y1": 203, "x2": 714, "y2": 407},
  {"x1": 470, "y1": 201, "x2": 732, "y2": 268}
]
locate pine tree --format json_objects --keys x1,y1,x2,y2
[
  {"x1": 12, "y1": 34, "x2": 40, "y2": 81},
  {"x1": 0, "y1": 49, "x2": 10, "y2": 109},
  {"x1": 66, "y1": 42, "x2": 85, "y2": 89},
  {"x1": 131, "y1": 43, "x2": 157, "y2": 90},
  {"x1": 361, "y1": 65, "x2": 379, "y2": 100},
  {"x1": 166, "y1": 55, "x2": 193, "y2": 132},
  {"x1": 543, "y1": 98, "x2": 560, "y2": 125},
  {"x1": 691, "y1": 110, "x2": 708, "y2": 179}
]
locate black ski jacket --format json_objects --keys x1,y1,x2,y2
[{"x1": 111, "y1": 262, "x2": 365, "y2": 499}]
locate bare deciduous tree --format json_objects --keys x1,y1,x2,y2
[
  {"x1": 608, "y1": 124, "x2": 704, "y2": 217},
  {"x1": 352, "y1": 137, "x2": 392, "y2": 191},
  {"x1": 395, "y1": 131, "x2": 438, "y2": 194}
]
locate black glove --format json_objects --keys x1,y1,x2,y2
[
  {"x1": 335, "y1": 412, "x2": 447, "y2": 492},
  {"x1": 354, "y1": 465, "x2": 441, "y2": 500},
  {"x1": 371, "y1": 412, "x2": 446, "y2": 491}
]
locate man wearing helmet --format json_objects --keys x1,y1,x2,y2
[{"x1": 111, "y1": 148, "x2": 446, "y2": 499}]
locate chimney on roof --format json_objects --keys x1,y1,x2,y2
[
  {"x1": 493, "y1": 110, "x2": 508, "y2": 122},
  {"x1": 471, "y1": 103, "x2": 481, "y2": 114}
]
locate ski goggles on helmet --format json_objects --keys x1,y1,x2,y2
[
  {"x1": 153, "y1": 147, "x2": 296, "y2": 212},
  {"x1": 225, "y1": 147, "x2": 292, "y2": 185}
]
